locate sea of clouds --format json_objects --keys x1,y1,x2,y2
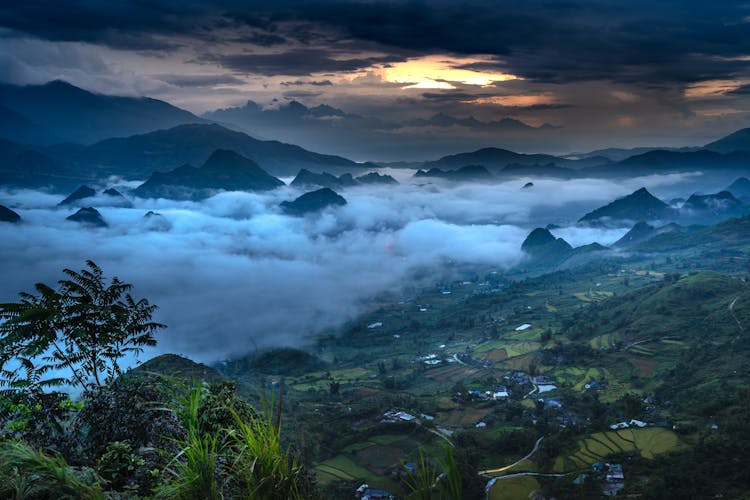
[{"x1": 0, "y1": 171, "x2": 708, "y2": 363}]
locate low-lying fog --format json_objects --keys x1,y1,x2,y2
[{"x1": 0, "y1": 171, "x2": 705, "y2": 363}]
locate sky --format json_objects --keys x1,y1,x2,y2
[{"x1": 2, "y1": 1, "x2": 750, "y2": 158}]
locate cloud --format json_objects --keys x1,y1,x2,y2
[
  {"x1": 0, "y1": 172, "x2": 703, "y2": 365},
  {"x1": 213, "y1": 49, "x2": 401, "y2": 76},
  {"x1": 154, "y1": 73, "x2": 247, "y2": 87}
]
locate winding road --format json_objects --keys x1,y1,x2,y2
[{"x1": 479, "y1": 436, "x2": 544, "y2": 476}]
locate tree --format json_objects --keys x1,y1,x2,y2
[{"x1": 0, "y1": 261, "x2": 164, "y2": 392}]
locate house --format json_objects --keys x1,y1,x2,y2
[
  {"x1": 609, "y1": 422, "x2": 629, "y2": 430},
  {"x1": 515, "y1": 323, "x2": 532, "y2": 331},
  {"x1": 367, "y1": 322, "x2": 383, "y2": 329},
  {"x1": 544, "y1": 398, "x2": 563, "y2": 409},
  {"x1": 629, "y1": 419, "x2": 647, "y2": 428},
  {"x1": 475, "y1": 421, "x2": 487, "y2": 428},
  {"x1": 493, "y1": 386, "x2": 509, "y2": 399},
  {"x1": 537, "y1": 384, "x2": 557, "y2": 393},
  {"x1": 382, "y1": 409, "x2": 417, "y2": 422},
  {"x1": 403, "y1": 462, "x2": 417, "y2": 474},
  {"x1": 420, "y1": 413, "x2": 435, "y2": 421},
  {"x1": 605, "y1": 463, "x2": 624, "y2": 482},
  {"x1": 362, "y1": 488, "x2": 393, "y2": 499}
]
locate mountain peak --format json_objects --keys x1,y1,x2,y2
[
  {"x1": 521, "y1": 228, "x2": 558, "y2": 250},
  {"x1": 579, "y1": 187, "x2": 676, "y2": 225},
  {"x1": 280, "y1": 187, "x2": 347, "y2": 215}
]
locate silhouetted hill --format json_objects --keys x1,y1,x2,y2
[
  {"x1": 704, "y1": 127, "x2": 750, "y2": 153},
  {"x1": 134, "y1": 149, "x2": 284, "y2": 200},
  {"x1": 56, "y1": 123, "x2": 361, "y2": 179},
  {"x1": 500, "y1": 163, "x2": 576, "y2": 179},
  {"x1": 682, "y1": 191, "x2": 744, "y2": 213},
  {"x1": 614, "y1": 221, "x2": 656, "y2": 247},
  {"x1": 355, "y1": 172, "x2": 398, "y2": 184},
  {"x1": 521, "y1": 228, "x2": 573, "y2": 266},
  {"x1": 291, "y1": 169, "x2": 358, "y2": 190},
  {"x1": 130, "y1": 354, "x2": 224, "y2": 383},
  {"x1": 414, "y1": 165, "x2": 494, "y2": 181},
  {"x1": 0, "y1": 80, "x2": 204, "y2": 144},
  {"x1": 0, "y1": 138, "x2": 71, "y2": 188},
  {"x1": 587, "y1": 149, "x2": 750, "y2": 177},
  {"x1": 59, "y1": 185, "x2": 96, "y2": 205},
  {"x1": 726, "y1": 177, "x2": 750, "y2": 201},
  {"x1": 425, "y1": 147, "x2": 565, "y2": 171},
  {"x1": 0, "y1": 204, "x2": 20, "y2": 223},
  {"x1": 220, "y1": 348, "x2": 326, "y2": 377},
  {"x1": 280, "y1": 188, "x2": 347, "y2": 215},
  {"x1": 0, "y1": 103, "x2": 60, "y2": 145},
  {"x1": 579, "y1": 187, "x2": 677, "y2": 225},
  {"x1": 66, "y1": 207, "x2": 107, "y2": 227}
]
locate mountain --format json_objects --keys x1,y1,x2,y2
[
  {"x1": 280, "y1": 188, "x2": 347, "y2": 215},
  {"x1": 424, "y1": 147, "x2": 566, "y2": 171},
  {"x1": 0, "y1": 204, "x2": 20, "y2": 223},
  {"x1": 682, "y1": 191, "x2": 744, "y2": 213},
  {"x1": 500, "y1": 163, "x2": 576, "y2": 179},
  {"x1": 291, "y1": 169, "x2": 358, "y2": 190},
  {"x1": 59, "y1": 185, "x2": 96, "y2": 206},
  {"x1": 579, "y1": 187, "x2": 678, "y2": 225},
  {"x1": 0, "y1": 80, "x2": 204, "y2": 144},
  {"x1": 679, "y1": 191, "x2": 748, "y2": 223},
  {"x1": 355, "y1": 172, "x2": 398, "y2": 185},
  {"x1": 414, "y1": 165, "x2": 494, "y2": 181},
  {"x1": 130, "y1": 354, "x2": 223, "y2": 384},
  {"x1": 66, "y1": 207, "x2": 107, "y2": 227},
  {"x1": 0, "y1": 138, "x2": 70, "y2": 188},
  {"x1": 568, "y1": 146, "x2": 697, "y2": 162},
  {"x1": 614, "y1": 221, "x2": 656, "y2": 247},
  {"x1": 55, "y1": 123, "x2": 361, "y2": 179},
  {"x1": 405, "y1": 113, "x2": 554, "y2": 131},
  {"x1": 725, "y1": 177, "x2": 750, "y2": 201},
  {"x1": 0, "y1": 103, "x2": 60, "y2": 145},
  {"x1": 704, "y1": 127, "x2": 750, "y2": 153},
  {"x1": 587, "y1": 149, "x2": 750, "y2": 177},
  {"x1": 134, "y1": 149, "x2": 284, "y2": 200},
  {"x1": 520, "y1": 228, "x2": 574, "y2": 267}
]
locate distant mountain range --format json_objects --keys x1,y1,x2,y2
[
  {"x1": 134, "y1": 149, "x2": 285, "y2": 200},
  {"x1": 1, "y1": 80, "x2": 750, "y2": 191},
  {"x1": 0, "y1": 80, "x2": 204, "y2": 144},
  {"x1": 704, "y1": 128, "x2": 750, "y2": 153},
  {"x1": 579, "y1": 183, "x2": 750, "y2": 226}
]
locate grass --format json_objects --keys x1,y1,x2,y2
[
  {"x1": 554, "y1": 428, "x2": 684, "y2": 472},
  {"x1": 488, "y1": 476, "x2": 540, "y2": 500}
]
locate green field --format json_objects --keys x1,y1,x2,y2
[{"x1": 554, "y1": 428, "x2": 684, "y2": 472}]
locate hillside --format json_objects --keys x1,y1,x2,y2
[
  {"x1": 0, "y1": 80, "x2": 203, "y2": 144},
  {"x1": 704, "y1": 127, "x2": 750, "y2": 153},
  {"x1": 53, "y1": 123, "x2": 361, "y2": 179},
  {"x1": 134, "y1": 149, "x2": 284, "y2": 200},
  {"x1": 280, "y1": 187, "x2": 347, "y2": 215},
  {"x1": 579, "y1": 187, "x2": 678, "y2": 225}
]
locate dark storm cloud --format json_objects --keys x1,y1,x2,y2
[
  {"x1": 157, "y1": 74, "x2": 246, "y2": 87},
  {"x1": 281, "y1": 79, "x2": 333, "y2": 87},
  {"x1": 295, "y1": 1, "x2": 750, "y2": 84},
  {"x1": 214, "y1": 49, "x2": 401, "y2": 76},
  {"x1": 3, "y1": 1, "x2": 750, "y2": 85}
]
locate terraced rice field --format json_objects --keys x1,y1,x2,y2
[
  {"x1": 590, "y1": 333, "x2": 621, "y2": 350},
  {"x1": 553, "y1": 428, "x2": 684, "y2": 472},
  {"x1": 574, "y1": 290, "x2": 614, "y2": 302}
]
